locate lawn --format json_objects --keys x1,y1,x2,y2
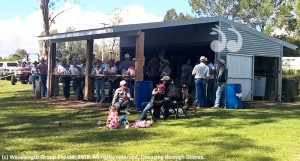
[{"x1": 0, "y1": 80, "x2": 300, "y2": 161}]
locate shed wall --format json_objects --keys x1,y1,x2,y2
[{"x1": 218, "y1": 22, "x2": 282, "y2": 59}]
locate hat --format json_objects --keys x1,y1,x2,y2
[
  {"x1": 33, "y1": 61, "x2": 38, "y2": 64},
  {"x1": 124, "y1": 53, "x2": 130, "y2": 59},
  {"x1": 218, "y1": 59, "x2": 226, "y2": 65},
  {"x1": 163, "y1": 59, "x2": 170, "y2": 66},
  {"x1": 200, "y1": 56, "x2": 206, "y2": 61},
  {"x1": 157, "y1": 83, "x2": 165, "y2": 90},
  {"x1": 161, "y1": 76, "x2": 171, "y2": 81},
  {"x1": 120, "y1": 80, "x2": 127, "y2": 86},
  {"x1": 181, "y1": 84, "x2": 189, "y2": 89}
]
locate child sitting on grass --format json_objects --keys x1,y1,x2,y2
[{"x1": 106, "y1": 105, "x2": 120, "y2": 129}]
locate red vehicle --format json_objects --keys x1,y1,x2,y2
[{"x1": 11, "y1": 67, "x2": 31, "y2": 84}]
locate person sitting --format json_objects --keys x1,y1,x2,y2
[
  {"x1": 138, "y1": 83, "x2": 165, "y2": 121},
  {"x1": 112, "y1": 80, "x2": 133, "y2": 115},
  {"x1": 181, "y1": 84, "x2": 196, "y2": 113},
  {"x1": 161, "y1": 76, "x2": 181, "y2": 119},
  {"x1": 106, "y1": 105, "x2": 120, "y2": 129}
]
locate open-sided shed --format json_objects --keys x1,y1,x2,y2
[{"x1": 39, "y1": 16, "x2": 297, "y2": 102}]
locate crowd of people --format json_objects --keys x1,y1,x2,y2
[
  {"x1": 105, "y1": 55, "x2": 228, "y2": 129},
  {"x1": 27, "y1": 53, "x2": 228, "y2": 130}
]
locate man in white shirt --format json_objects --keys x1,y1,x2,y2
[
  {"x1": 104, "y1": 59, "x2": 118, "y2": 102},
  {"x1": 69, "y1": 60, "x2": 83, "y2": 101},
  {"x1": 192, "y1": 56, "x2": 210, "y2": 108},
  {"x1": 57, "y1": 59, "x2": 71, "y2": 100}
]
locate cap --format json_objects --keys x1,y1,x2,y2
[
  {"x1": 218, "y1": 59, "x2": 226, "y2": 65},
  {"x1": 124, "y1": 53, "x2": 130, "y2": 59},
  {"x1": 161, "y1": 76, "x2": 171, "y2": 81},
  {"x1": 120, "y1": 80, "x2": 127, "y2": 86},
  {"x1": 157, "y1": 83, "x2": 165, "y2": 90},
  {"x1": 181, "y1": 84, "x2": 189, "y2": 89},
  {"x1": 200, "y1": 56, "x2": 206, "y2": 61}
]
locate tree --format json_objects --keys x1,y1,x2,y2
[
  {"x1": 2, "y1": 54, "x2": 22, "y2": 62},
  {"x1": 14, "y1": 49, "x2": 27, "y2": 59},
  {"x1": 38, "y1": 0, "x2": 74, "y2": 59},
  {"x1": 188, "y1": 0, "x2": 239, "y2": 19},
  {"x1": 163, "y1": 8, "x2": 194, "y2": 21},
  {"x1": 0, "y1": 56, "x2": 2, "y2": 61},
  {"x1": 188, "y1": 0, "x2": 297, "y2": 32}
]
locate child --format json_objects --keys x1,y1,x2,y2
[
  {"x1": 106, "y1": 105, "x2": 120, "y2": 129},
  {"x1": 181, "y1": 84, "x2": 197, "y2": 113}
]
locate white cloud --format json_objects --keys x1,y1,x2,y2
[{"x1": 0, "y1": 2, "x2": 162, "y2": 58}]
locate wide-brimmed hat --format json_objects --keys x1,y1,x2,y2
[
  {"x1": 200, "y1": 56, "x2": 206, "y2": 61},
  {"x1": 218, "y1": 59, "x2": 226, "y2": 65},
  {"x1": 161, "y1": 76, "x2": 171, "y2": 81}
]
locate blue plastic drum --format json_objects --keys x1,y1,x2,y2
[
  {"x1": 135, "y1": 81, "x2": 153, "y2": 111},
  {"x1": 226, "y1": 84, "x2": 242, "y2": 109}
]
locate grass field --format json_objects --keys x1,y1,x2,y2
[{"x1": 0, "y1": 80, "x2": 300, "y2": 161}]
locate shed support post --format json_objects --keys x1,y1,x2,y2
[
  {"x1": 47, "y1": 42, "x2": 56, "y2": 99},
  {"x1": 84, "y1": 39, "x2": 94, "y2": 101},
  {"x1": 135, "y1": 32, "x2": 144, "y2": 82}
]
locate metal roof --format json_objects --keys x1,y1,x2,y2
[{"x1": 38, "y1": 16, "x2": 297, "y2": 50}]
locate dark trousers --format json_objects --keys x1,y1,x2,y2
[
  {"x1": 61, "y1": 77, "x2": 71, "y2": 99},
  {"x1": 54, "y1": 75, "x2": 60, "y2": 96},
  {"x1": 39, "y1": 75, "x2": 47, "y2": 97},
  {"x1": 72, "y1": 77, "x2": 83, "y2": 100},
  {"x1": 207, "y1": 79, "x2": 215, "y2": 107}
]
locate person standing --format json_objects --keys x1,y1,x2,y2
[
  {"x1": 104, "y1": 59, "x2": 118, "y2": 102},
  {"x1": 57, "y1": 59, "x2": 71, "y2": 100},
  {"x1": 69, "y1": 60, "x2": 83, "y2": 101},
  {"x1": 30, "y1": 61, "x2": 39, "y2": 94},
  {"x1": 92, "y1": 60, "x2": 105, "y2": 103},
  {"x1": 213, "y1": 59, "x2": 228, "y2": 108},
  {"x1": 36, "y1": 58, "x2": 48, "y2": 97},
  {"x1": 192, "y1": 56, "x2": 209, "y2": 108},
  {"x1": 118, "y1": 53, "x2": 132, "y2": 74},
  {"x1": 181, "y1": 59, "x2": 193, "y2": 86},
  {"x1": 205, "y1": 58, "x2": 216, "y2": 107},
  {"x1": 54, "y1": 58, "x2": 60, "y2": 96}
]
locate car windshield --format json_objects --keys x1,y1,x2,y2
[
  {"x1": 7, "y1": 63, "x2": 18, "y2": 67},
  {"x1": 0, "y1": 63, "x2": 3, "y2": 67}
]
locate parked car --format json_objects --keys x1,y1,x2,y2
[{"x1": 0, "y1": 62, "x2": 19, "y2": 80}]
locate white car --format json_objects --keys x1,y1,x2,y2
[{"x1": 0, "y1": 62, "x2": 19, "y2": 79}]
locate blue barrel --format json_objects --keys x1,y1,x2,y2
[
  {"x1": 135, "y1": 81, "x2": 153, "y2": 111},
  {"x1": 226, "y1": 84, "x2": 242, "y2": 109}
]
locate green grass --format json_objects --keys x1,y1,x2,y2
[{"x1": 1, "y1": 80, "x2": 300, "y2": 161}]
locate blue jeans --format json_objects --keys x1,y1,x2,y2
[
  {"x1": 54, "y1": 75, "x2": 60, "y2": 96},
  {"x1": 138, "y1": 100, "x2": 154, "y2": 120},
  {"x1": 114, "y1": 99, "x2": 132, "y2": 113},
  {"x1": 31, "y1": 75, "x2": 39, "y2": 94},
  {"x1": 195, "y1": 78, "x2": 207, "y2": 107},
  {"x1": 95, "y1": 78, "x2": 105, "y2": 102},
  {"x1": 39, "y1": 75, "x2": 47, "y2": 97},
  {"x1": 214, "y1": 83, "x2": 227, "y2": 108}
]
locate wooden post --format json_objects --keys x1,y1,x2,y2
[
  {"x1": 135, "y1": 32, "x2": 145, "y2": 82},
  {"x1": 47, "y1": 42, "x2": 56, "y2": 99},
  {"x1": 36, "y1": 80, "x2": 41, "y2": 99},
  {"x1": 84, "y1": 39, "x2": 94, "y2": 101}
]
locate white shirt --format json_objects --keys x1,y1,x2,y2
[
  {"x1": 69, "y1": 65, "x2": 81, "y2": 75},
  {"x1": 57, "y1": 64, "x2": 69, "y2": 74},
  {"x1": 192, "y1": 62, "x2": 210, "y2": 79}
]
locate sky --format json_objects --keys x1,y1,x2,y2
[{"x1": 0, "y1": 0, "x2": 192, "y2": 58}]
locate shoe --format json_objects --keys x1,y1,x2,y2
[{"x1": 100, "y1": 100, "x2": 105, "y2": 103}]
